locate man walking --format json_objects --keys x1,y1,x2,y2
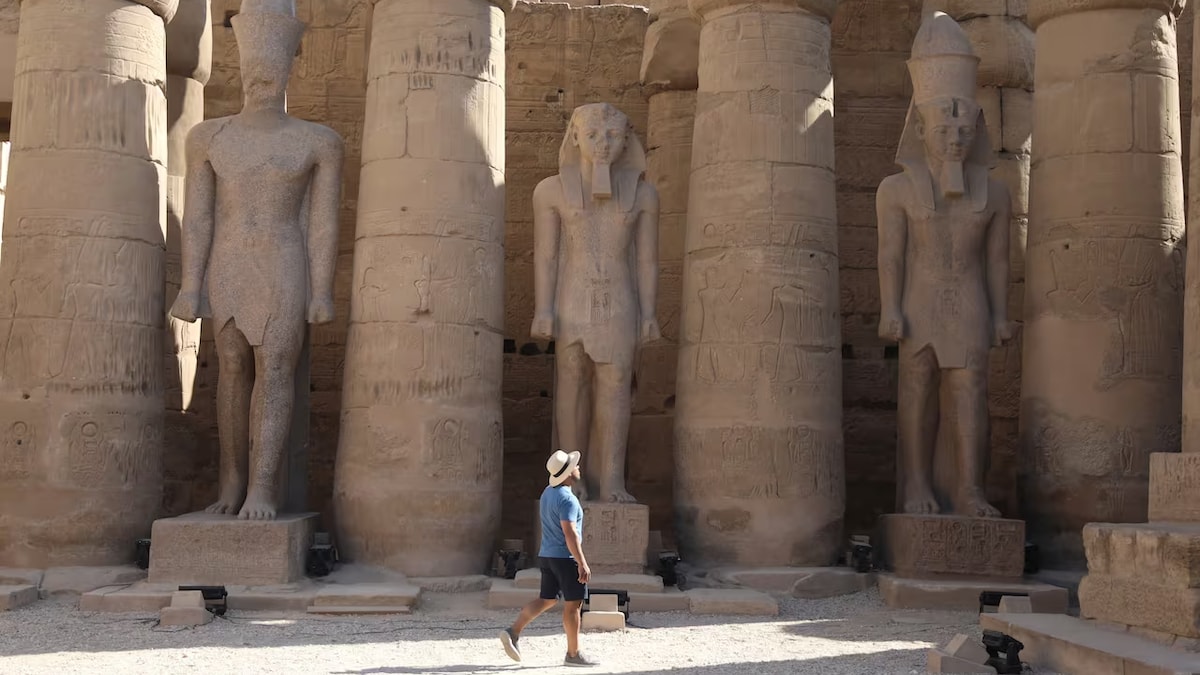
[{"x1": 500, "y1": 450, "x2": 598, "y2": 667}]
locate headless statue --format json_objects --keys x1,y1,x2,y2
[
  {"x1": 170, "y1": 0, "x2": 344, "y2": 521},
  {"x1": 531, "y1": 103, "x2": 661, "y2": 503},
  {"x1": 876, "y1": 12, "x2": 1013, "y2": 518}
]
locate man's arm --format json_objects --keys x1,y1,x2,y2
[
  {"x1": 635, "y1": 183, "x2": 660, "y2": 325},
  {"x1": 876, "y1": 176, "x2": 908, "y2": 319},
  {"x1": 986, "y1": 183, "x2": 1012, "y2": 327},
  {"x1": 531, "y1": 177, "x2": 562, "y2": 336},
  {"x1": 307, "y1": 127, "x2": 345, "y2": 322},
  {"x1": 176, "y1": 122, "x2": 219, "y2": 311}
]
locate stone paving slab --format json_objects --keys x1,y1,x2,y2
[
  {"x1": 878, "y1": 574, "x2": 1068, "y2": 612},
  {"x1": 686, "y1": 588, "x2": 778, "y2": 616},
  {"x1": 0, "y1": 585, "x2": 38, "y2": 611}
]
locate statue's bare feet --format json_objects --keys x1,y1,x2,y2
[
  {"x1": 601, "y1": 483, "x2": 638, "y2": 504},
  {"x1": 205, "y1": 493, "x2": 244, "y2": 516},
  {"x1": 902, "y1": 481, "x2": 940, "y2": 515},
  {"x1": 237, "y1": 490, "x2": 277, "y2": 521},
  {"x1": 959, "y1": 488, "x2": 1001, "y2": 518}
]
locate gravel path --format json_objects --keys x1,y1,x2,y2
[{"x1": 0, "y1": 588, "x2": 989, "y2": 674}]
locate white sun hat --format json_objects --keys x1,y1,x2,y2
[{"x1": 546, "y1": 450, "x2": 581, "y2": 487}]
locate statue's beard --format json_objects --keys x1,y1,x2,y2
[
  {"x1": 591, "y1": 160, "x2": 613, "y2": 200},
  {"x1": 939, "y1": 159, "x2": 965, "y2": 198}
]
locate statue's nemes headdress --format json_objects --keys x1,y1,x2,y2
[
  {"x1": 895, "y1": 11, "x2": 992, "y2": 212},
  {"x1": 231, "y1": 0, "x2": 305, "y2": 68},
  {"x1": 558, "y1": 103, "x2": 647, "y2": 213}
]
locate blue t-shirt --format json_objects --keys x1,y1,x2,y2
[{"x1": 539, "y1": 485, "x2": 583, "y2": 559}]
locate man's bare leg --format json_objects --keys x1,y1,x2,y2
[
  {"x1": 510, "y1": 597, "x2": 557, "y2": 637},
  {"x1": 208, "y1": 320, "x2": 252, "y2": 514},
  {"x1": 563, "y1": 599, "x2": 583, "y2": 657},
  {"x1": 946, "y1": 366, "x2": 1000, "y2": 517},
  {"x1": 239, "y1": 321, "x2": 304, "y2": 521},
  {"x1": 593, "y1": 361, "x2": 635, "y2": 503},
  {"x1": 897, "y1": 344, "x2": 940, "y2": 514}
]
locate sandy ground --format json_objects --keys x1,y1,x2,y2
[{"x1": 0, "y1": 588, "x2": 993, "y2": 674}]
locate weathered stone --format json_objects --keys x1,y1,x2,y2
[
  {"x1": 686, "y1": 588, "x2": 778, "y2": 616},
  {"x1": 641, "y1": 8, "x2": 699, "y2": 90},
  {"x1": 709, "y1": 566, "x2": 873, "y2": 598},
  {"x1": 674, "y1": 0, "x2": 845, "y2": 569},
  {"x1": 1020, "y1": 0, "x2": 1186, "y2": 568},
  {"x1": 158, "y1": 590, "x2": 212, "y2": 627},
  {"x1": 148, "y1": 512, "x2": 317, "y2": 586},
  {"x1": 880, "y1": 515, "x2": 1025, "y2": 580},
  {"x1": 999, "y1": 595, "x2": 1033, "y2": 612},
  {"x1": 334, "y1": 0, "x2": 508, "y2": 577},
  {"x1": 310, "y1": 583, "x2": 422, "y2": 611},
  {"x1": 514, "y1": 568, "x2": 664, "y2": 593},
  {"x1": 79, "y1": 582, "x2": 175, "y2": 613},
  {"x1": 581, "y1": 609, "x2": 626, "y2": 632},
  {"x1": 0, "y1": 0, "x2": 173, "y2": 570},
  {"x1": 927, "y1": 649, "x2": 993, "y2": 674},
  {"x1": 409, "y1": 576, "x2": 492, "y2": 593}
]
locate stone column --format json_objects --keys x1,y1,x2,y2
[
  {"x1": 1020, "y1": 0, "x2": 1186, "y2": 567},
  {"x1": 922, "y1": 0, "x2": 1034, "y2": 513},
  {"x1": 334, "y1": 0, "x2": 513, "y2": 576},
  {"x1": 673, "y1": 0, "x2": 844, "y2": 567},
  {"x1": 0, "y1": 0, "x2": 176, "y2": 568}
]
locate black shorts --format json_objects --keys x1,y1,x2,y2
[{"x1": 538, "y1": 556, "x2": 587, "y2": 602}]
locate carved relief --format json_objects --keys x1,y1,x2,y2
[{"x1": 882, "y1": 514, "x2": 1025, "y2": 579}]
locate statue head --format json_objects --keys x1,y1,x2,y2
[
  {"x1": 896, "y1": 12, "x2": 991, "y2": 211},
  {"x1": 231, "y1": 0, "x2": 305, "y2": 109},
  {"x1": 559, "y1": 103, "x2": 647, "y2": 212}
]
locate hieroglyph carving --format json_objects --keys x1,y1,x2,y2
[
  {"x1": 171, "y1": 0, "x2": 344, "y2": 520},
  {"x1": 531, "y1": 103, "x2": 661, "y2": 504},
  {"x1": 877, "y1": 12, "x2": 1013, "y2": 517}
]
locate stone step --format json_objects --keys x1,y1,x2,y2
[
  {"x1": 486, "y1": 579, "x2": 689, "y2": 612},
  {"x1": 0, "y1": 585, "x2": 38, "y2": 611},
  {"x1": 878, "y1": 574, "x2": 1069, "y2": 612},
  {"x1": 512, "y1": 568, "x2": 664, "y2": 593},
  {"x1": 311, "y1": 583, "x2": 421, "y2": 610},
  {"x1": 708, "y1": 566, "x2": 874, "y2": 598},
  {"x1": 1083, "y1": 522, "x2": 1200, "y2": 588},
  {"x1": 685, "y1": 588, "x2": 778, "y2": 616},
  {"x1": 981, "y1": 613, "x2": 1200, "y2": 675},
  {"x1": 307, "y1": 605, "x2": 413, "y2": 615},
  {"x1": 79, "y1": 583, "x2": 174, "y2": 613}
]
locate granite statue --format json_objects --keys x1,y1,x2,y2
[
  {"x1": 171, "y1": 0, "x2": 345, "y2": 521},
  {"x1": 531, "y1": 103, "x2": 661, "y2": 504},
  {"x1": 876, "y1": 12, "x2": 1013, "y2": 518}
]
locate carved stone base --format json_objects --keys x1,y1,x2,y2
[
  {"x1": 531, "y1": 500, "x2": 649, "y2": 574},
  {"x1": 879, "y1": 514, "x2": 1025, "y2": 580},
  {"x1": 148, "y1": 512, "x2": 317, "y2": 586},
  {"x1": 582, "y1": 502, "x2": 650, "y2": 574}
]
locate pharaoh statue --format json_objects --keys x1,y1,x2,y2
[
  {"x1": 876, "y1": 12, "x2": 1013, "y2": 518},
  {"x1": 531, "y1": 103, "x2": 661, "y2": 503},
  {"x1": 171, "y1": 0, "x2": 344, "y2": 520}
]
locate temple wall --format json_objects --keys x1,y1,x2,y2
[{"x1": 0, "y1": 0, "x2": 1192, "y2": 561}]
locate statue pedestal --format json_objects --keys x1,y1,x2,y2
[
  {"x1": 148, "y1": 512, "x2": 318, "y2": 586},
  {"x1": 582, "y1": 502, "x2": 650, "y2": 575},
  {"x1": 879, "y1": 514, "x2": 1025, "y2": 580},
  {"x1": 531, "y1": 501, "x2": 649, "y2": 574}
]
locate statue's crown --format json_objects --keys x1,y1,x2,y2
[
  {"x1": 907, "y1": 11, "x2": 979, "y2": 106},
  {"x1": 231, "y1": 0, "x2": 304, "y2": 61},
  {"x1": 239, "y1": 0, "x2": 296, "y2": 16}
]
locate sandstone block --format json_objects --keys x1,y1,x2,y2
[
  {"x1": 409, "y1": 575, "x2": 492, "y2": 593},
  {"x1": 640, "y1": 12, "x2": 699, "y2": 89},
  {"x1": 514, "y1": 568, "x2": 664, "y2": 593},
  {"x1": 0, "y1": 585, "x2": 37, "y2": 611},
  {"x1": 0, "y1": 569, "x2": 43, "y2": 587},
  {"x1": 158, "y1": 590, "x2": 212, "y2": 627},
  {"x1": 148, "y1": 512, "x2": 317, "y2": 586},
  {"x1": 1149, "y1": 453, "x2": 1200, "y2": 523},
  {"x1": 581, "y1": 610, "x2": 626, "y2": 632},
  {"x1": 944, "y1": 633, "x2": 990, "y2": 663},
  {"x1": 311, "y1": 583, "x2": 422, "y2": 611},
  {"x1": 226, "y1": 584, "x2": 318, "y2": 612},
  {"x1": 1079, "y1": 572, "x2": 1200, "y2": 639},
  {"x1": 999, "y1": 595, "x2": 1034, "y2": 613},
  {"x1": 880, "y1": 514, "x2": 1025, "y2": 580},
  {"x1": 686, "y1": 589, "x2": 778, "y2": 616},
  {"x1": 709, "y1": 566, "x2": 873, "y2": 598},
  {"x1": 486, "y1": 580, "x2": 538, "y2": 610},
  {"x1": 981, "y1": 612, "x2": 1200, "y2": 675},
  {"x1": 1083, "y1": 522, "x2": 1200, "y2": 587},
  {"x1": 582, "y1": 502, "x2": 650, "y2": 575},
  {"x1": 41, "y1": 566, "x2": 148, "y2": 595},
  {"x1": 81, "y1": 582, "x2": 175, "y2": 613}
]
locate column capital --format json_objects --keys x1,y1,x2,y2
[
  {"x1": 370, "y1": 0, "x2": 514, "y2": 10},
  {"x1": 689, "y1": 0, "x2": 838, "y2": 22},
  {"x1": 1028, "y1": 0, "x2": 1184, "y2": 29}
]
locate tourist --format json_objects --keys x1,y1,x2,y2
[{"x1": 499, "y1": 450, "x2": 597, "y2": 667}]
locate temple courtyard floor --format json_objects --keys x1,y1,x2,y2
[{"x1": 0, "y1": 587, "x2": 1042, "y2": 674}]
